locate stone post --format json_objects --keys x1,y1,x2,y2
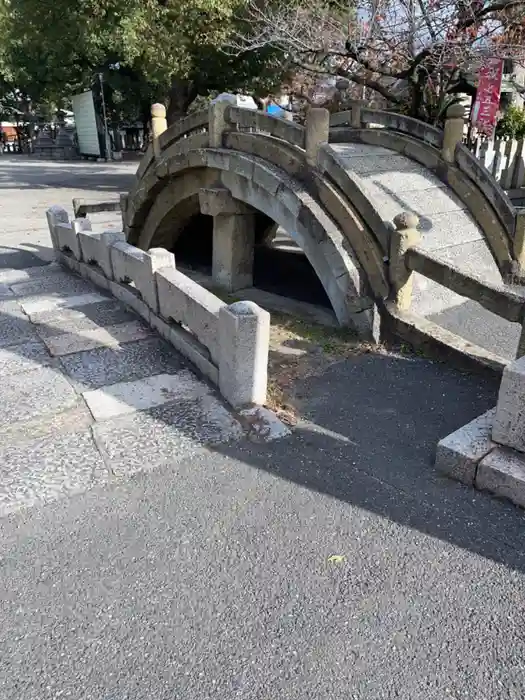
[
  {"x1": 513, "y1": 210, "x2": 525, "y2": 288},
  {"x1": 209, "y1": 100, "x2": 230, "y2": 148},
  {"x1": 389, "y1": 212, "x2": 421, "y2": 311},
  {"x1": 305, "y1": 107, "x2": 330, "y2": 168},
  {"x1": 151, "y1": 103, "x2": 167, "y2": 158},
  {"x1": 442, "y1": 104, "x2": 465, "y2": 164},
  {"x1": 199, "y1": 188, "x2": 255, "y2": 292},
  {"x1": 218, "y1": 300, "x2": 270, "y2": 408},
  {"x1": 492, "y1": 354, "x2": 525, "y2": 451},
  {"x1": 45, "y1": 205, "x2": 69, "y2": 251},
  {"x1": 350, "y1": 102, "x2": 362, "y2": 128}
]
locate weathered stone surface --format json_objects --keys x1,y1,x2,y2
[
  {"x1": 0, "y1": 365, "x2": 79, "y2": 426},
  {"x1": 0, "y1": 429, "x2": 108, "y2": 517},
  {"x1": 0, "y1": 262, "x2": 62, "y2": 286},
  {"x1": 212, "y1": 212, "x2": 255, "y2": 292},
  {"x1": 240, "y1": 406, "x2": 292, "y2": 442},
  {"x1": 0, "y1": 301, "x2": 39, "y2": 348},
  {"x1": 493, "y1": 356, "x2": 525, "y2": 452},
  {"x1": 60, "y1": 336, "x2": 186, "y2": 391},
  {"x1": 43, "y1": 320, "x2": 152, "y2": 356},
  {"x1": 149, "y1": 314, "x2": 219, "y2": 385},
  {"x1": 92, "y1": 396, "x2": 242, "y2": 478},
  {"x1": 219, "y1": 301, "x2": 270, "y2": 408},
  {"x1": 0, "y1": 340, "x2": 54, "y2": 377},
  {"x1": 435, "y1": 409, "x2": 496, "y2": 485},
  {"x1": 476, "y1": 446, "x2": 525, "y2": 507},
  {"x1": 10, "y1": 271, "x2": 94, "y2": 299},
  {"x1": 31, "y1": 299, "x2": 138, "y2": 338},
  {"x1": 20, "y1": 292, "x2": 110, "y2": 317},
  {"x1": 156, "y1": 267, "x2": 223, "y2": 363},
  {"x1": 83, "y1": 370, "x2": 208, "y2": 421}
]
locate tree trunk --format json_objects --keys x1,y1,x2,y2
[{"x1": 166, "y1": 79, "x2": 199, "y2": 126}]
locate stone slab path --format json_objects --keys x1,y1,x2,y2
[{"x1": 0, "y1": 257, "x2": 244, "y2": 516}]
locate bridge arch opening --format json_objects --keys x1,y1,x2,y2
[
  {"x1": 131, "y1": 158, "x2": 375, "y2": 336},
  {"x1": 167, "y1": 210, "x2": 332, "y2": 310}
]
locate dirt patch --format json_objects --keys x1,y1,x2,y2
[{"x1": 266, "y1": 313, "x2": 385, "y2": 424}]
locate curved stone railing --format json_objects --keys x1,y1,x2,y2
[
  {"x1": 226, "y1": 106, "x2": 305, "y2": 149},
  {"x1": 330, "y1": 107, "x2": 443, "y2": 150},
  {"x1": 45, "y1": 205, "x2": 270, "y2": 409}
]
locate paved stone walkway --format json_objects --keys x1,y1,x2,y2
[{"x1": 0, "y1": 258, "x2": 243, "y2": 516}]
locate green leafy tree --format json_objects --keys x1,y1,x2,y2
[
  {"x1": 496, "y1": 105, "x2": 525, "y2": 139},
  {"x1": 1, "y1": 0, "x2": 288, "y2": 125}
]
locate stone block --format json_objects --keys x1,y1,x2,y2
[
  {"x1": 83, "y1": 371, "x2": 207, "y2": 421},
  {"x1": 218, "y1": 300, "x2": 270, "y2": 408},
  {"x1": 476, "y1": 446, "x2": 525, "y2": 507},
  {"x1": 55, "y1": 222, "x2": 82, "y2": 260},
  {"x1": 43, "y1": 320, "x2": 152, "y2": 357},
  {"x1": 149, "y1": 314, "x2": 219, "y2": 386},
  {"x1": 198, "y1": 188, "x2": 251, "y2": 217},
  {"x1": 78, "y1": 262, "x2": 111, "y2": 291},
  {"x1": 155, "y1": 267, "x2": 224, "y2": 363},
  {"x1": 108, "y1": 280, "x2": 151, "y2": 322},
  {"x1": 0, "y1": 430, "x2": 107, "y2": 517},
  {"x1": 141, "y1": 248, "x2": 176, "y2": 313},
  {"x1": 60, "y1": 336, "x2": 186, "y2": 391},
  {"x1": 493, "y1": 356, "x2": 525, "y2": 452},
  {"x1": 435, "y1": 409, "x2": 496, "y2": 485},
  {"x1": 110, "y1": 240, "x2": 145, "y2": 285},
  {"x1": 78, "y1": 231, "x2": 125, "y2": 278},
  {"x1": 46, "y1": 206, "x2": 69, "y2": 250}
]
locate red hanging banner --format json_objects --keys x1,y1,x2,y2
[{"x1": 472, "y1": 57, "x2": 504, "y2": 137}]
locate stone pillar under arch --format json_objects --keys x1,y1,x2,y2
[{"x1": 199, "y1": 188, "x2": 255, "y2": 292}]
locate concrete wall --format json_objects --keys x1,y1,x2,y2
[{"x1": 46, "y1": 206, "x2": 270, "y2": 409}]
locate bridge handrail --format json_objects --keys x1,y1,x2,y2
[
  {"x1": 330, "y1": 108, "x2": 443, "y2": 149},
  {"x1": 389, "y1": 212, "x2": 525, "y2": 363},
  {"x1": 226, "y1": 106, "x2": 305, "y2": 149}
]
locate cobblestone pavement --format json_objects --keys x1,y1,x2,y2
[{"x1": 2, "y1": 156, "x2": 525, "y2": 700}]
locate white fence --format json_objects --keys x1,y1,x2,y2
[
  {"x1": 468, "y1": 137, "x2": 525, "y2": 191},
  {"x1": 46, "y1": 206, "x2": 270, "y2": 409}
]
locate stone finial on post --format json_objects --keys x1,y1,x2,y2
[
  {"x1": 151, "y1": 103, "x2": 167, "y2": 158},
  {"x1": 442, "y1": 104, "x2": 465, "y2": 164},
  {"x1": 218, "y1": 300, "x2": 270, "y2": 408},
  {"x1": 209, "y1": 100, "x2": 230, "y2": 148},
  {"x1": 389, "y1": 212, "x2": 421, "y2": 311},
  {"x1": 305, "y1": 107, "x2": 330, "y2": 168}
]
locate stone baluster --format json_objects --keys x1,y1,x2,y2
[
  {"x1": 350, "y1": 101, "x2": 362, "y2": 128},
  {"x1": 389, "y1": 212, "x2": 421, "y2": 311},
  {"x1": 151, "y1": 103, "x2": 167, "y2": 158},
  {"x1": 209, "y1": 100, "x2": 230, "y2": 148},
  {"x1": 442, "y1": 104, "x2": 465, "y2": 163},
  {"x1": 513, "y1": 210, "x2": 525, "y2": 291},
  {"x1": 305, "y1": 108, "x2": 330, "y2": 168}
]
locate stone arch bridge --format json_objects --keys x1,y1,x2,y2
[{"x1": 120, "y1": 101, "x2": 525, "y2": 365}]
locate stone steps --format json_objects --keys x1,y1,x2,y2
[{"x1": 0, "y1": 261, "x2": 245, "y2": 517}]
